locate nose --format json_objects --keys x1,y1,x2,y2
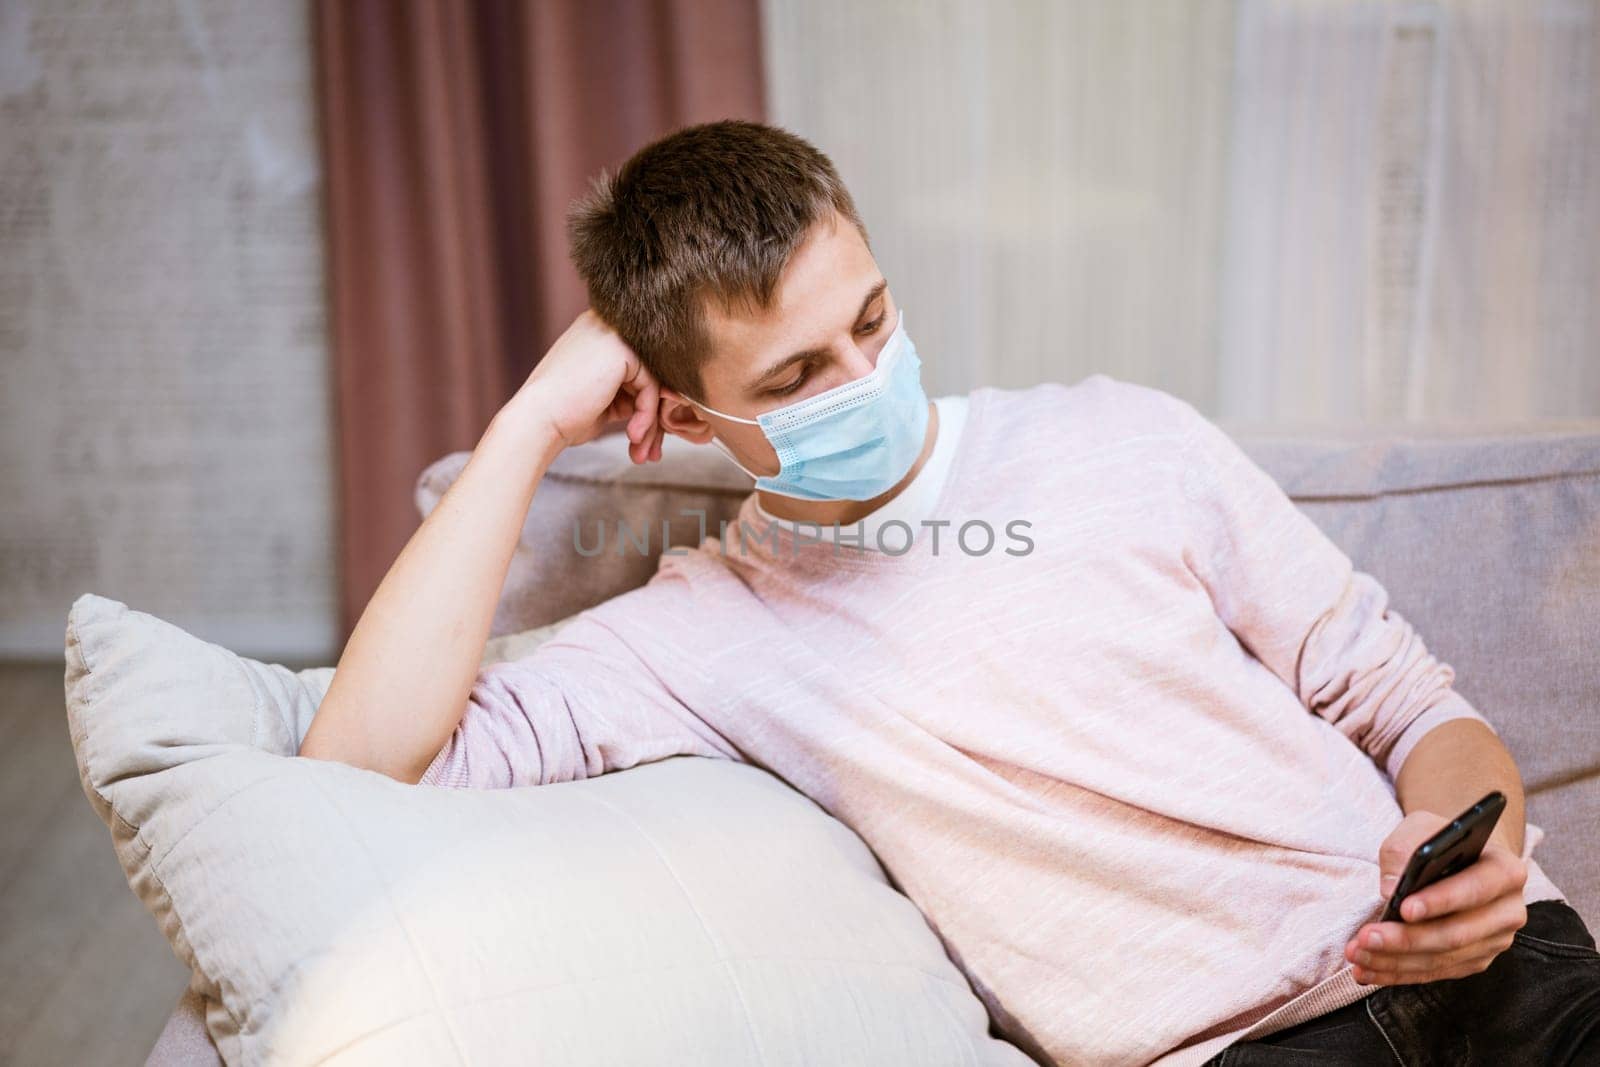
[
  {"x1": 839, "y1": 341, "x2": 877, "y2": 381},
  {"x1": 841, "y1": 311, "x2": 899, "y2": 381}
]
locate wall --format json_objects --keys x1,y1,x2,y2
[{"x1": 0, "y1": 0, "x2": 336, "y2": 661}]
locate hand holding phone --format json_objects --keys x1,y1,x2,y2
[
  {"x1": 1379, "y1": 790, "x2": 1507, "y2": 923},
  {"x1": 1347, "y1": 791, "x2": 1526, "y2": 986}
]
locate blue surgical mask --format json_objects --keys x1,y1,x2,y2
[{"x1": 686, "y1": 307, "x2": 931, "y2": 501}]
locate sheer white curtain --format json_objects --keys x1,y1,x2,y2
[
  {"x1": 1221, "y1": 0, "x2": 1600, "y2": 422},
  {"x1": 761, "y1": 0, "x2": 1600, "y2": 423}
]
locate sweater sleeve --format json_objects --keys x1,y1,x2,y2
[
  {"x1": 1164, "y1": 393, "x2": 1495, "y2": 782},
  {"x1": 417, "y1": 572, "x2": 749, "y2": 789}
]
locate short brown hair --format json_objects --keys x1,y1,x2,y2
[{"x1": 566, "y1": 119, "x2": 870, "y2": 398}]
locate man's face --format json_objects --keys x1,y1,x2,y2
[{"x1": 659, "y1": 211, "x2": 898, "y2": 477}]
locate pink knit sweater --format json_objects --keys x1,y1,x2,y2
[{"x1": 420, "y1": 374, "x2": 1564, "y2": 1067}]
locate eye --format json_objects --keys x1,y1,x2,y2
[
  {"x1": 766, "y1": 315, "x2": 886, "y2": 398},
  {"x1": 769, "y1": 371, "x2": 809, "y2": 397}
]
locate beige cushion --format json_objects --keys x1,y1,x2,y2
[{"x1": 67, "y1": 593, "x2": 1033, "y2": 1066}]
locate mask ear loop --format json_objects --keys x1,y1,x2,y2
[
  {"x1": 706, "y1": 437, "x2": 763, "y2": 481},
  {"x1": 683, "y1": 397, "x2": 765, "y2": 480},
  {"x1": 684, "y1": 396, "x2": 760, "y2": 425}
]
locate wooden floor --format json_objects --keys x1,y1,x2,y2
[{"x1": 0, "y1": 659, "x2": 191, "y2": 1067}]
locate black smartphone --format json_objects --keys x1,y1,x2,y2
[{"x1": 1380, "y1": 790, "x2": 1507, "y2": 923}]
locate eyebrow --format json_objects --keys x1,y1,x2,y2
[{"x1": 749, "y1": 279, "x2": 889, "y2": 392}]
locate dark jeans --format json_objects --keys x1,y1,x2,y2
[{"x1": 1206, "y1": 901, "x2": 1600, "y2": 1066}]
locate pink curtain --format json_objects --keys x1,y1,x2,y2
[{"x1": 314, "y1": 0, "x2": 767, "y2": 644}]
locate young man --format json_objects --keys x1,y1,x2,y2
[{"x1": 299, "y1": 120, "x2": 1599, "y2": 1065}]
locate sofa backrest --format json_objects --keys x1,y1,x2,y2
[
  {"x1": 416, "y1": 432, "x2": 754, "y2": 634},
  {"x1": 417, "y1": 414, "x2": 1600, "y2": 925}
]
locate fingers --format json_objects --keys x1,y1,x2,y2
[
  {"x1": 1400, "y1": 846, "x2": 1527, "y2": 922},
  {"x1": 1353, "y1": 952, "x2": 1505, "y2": 985},
  {"x1": 621, "y1": 357, "x2": 661, "y2": 464},
  {"x1": 1377, "y1": 811, "x2": 1447, "y2": 894},
  {"x1": 1356, "y1": 931, "x2": 1512, "y2": 976},
  {"x1": 1349, "y1": 896, "x2": 1525, "y2": 963},
  {"x1": 642, "y1": 395, "x2": 663, "y2": 463},
  {"x1": 1345, "y1": 890, "x2": 1527, "y2": 986},
  {"x1": 602, "y1": 393, "x2": 631, "y2": 426}
]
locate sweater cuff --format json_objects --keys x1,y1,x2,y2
[
  {"x1": 1381, "y1": 688, "x2": 1497, "y2": 783},
  {"x1": 417, "y1": 740, "x2": 465, "y2": 788}
]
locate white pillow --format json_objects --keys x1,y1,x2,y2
[{"x1": 64, "y1": 593, "x2": 1034, "y2": 1065}]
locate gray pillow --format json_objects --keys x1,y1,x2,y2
[{"x1": 65, "y1": 593, "x2": 1034, "y2": 1065}]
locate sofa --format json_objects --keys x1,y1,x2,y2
[{"x1": 121, "y1": 412, "x2": 1599, "y2": 1065}]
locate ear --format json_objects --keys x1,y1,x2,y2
[{"x1": 658, "y1": 387, "x2": 716, "y2": 444}]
